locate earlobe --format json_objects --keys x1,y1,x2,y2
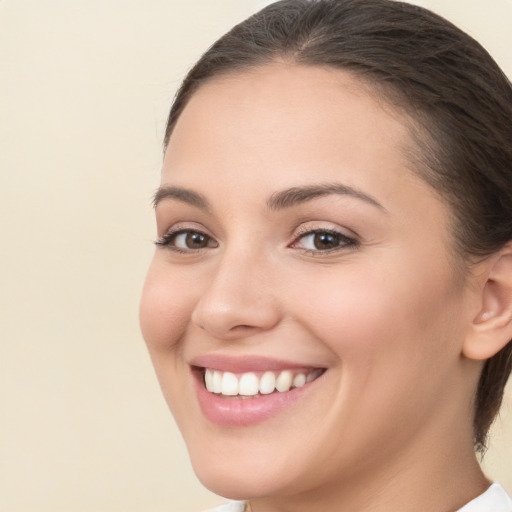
[{"x1": 463, "y1": 246, "x2": 512, "y2": 361}]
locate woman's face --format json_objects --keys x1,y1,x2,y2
[{"x1": 140, "y1": 65, "x2": 477, "y2": 500}]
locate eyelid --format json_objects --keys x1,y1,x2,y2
[
  {"x1": 156, "y1": 220, "x2": 207, "y2": 238},
  {"x1": 289, "y1": 224, "x2": 359, "y2": 254},
  {"x1": 293, "y1": 222, "x2": 358, "y2": 239},
  {"x1": 155, "y1": 223, "x2": 218, "y2": 252}
]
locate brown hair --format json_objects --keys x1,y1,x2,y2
[{"x1": 164, "y1": 0, "x2": 512, "y2": 450}]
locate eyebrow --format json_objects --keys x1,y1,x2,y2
[
  {"x1": 153, "y1": 182, "x2": 385, "y2": 212},
  {"x1": 153, "y1": 186, "x2": 211, "y2": 210},
  {"x1": 267, "y1": 183, "x2": 386, "y2": 211}
]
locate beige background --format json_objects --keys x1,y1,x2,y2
[{"x1": 1, "y1": 1, "x2": 511, "y2": 511}]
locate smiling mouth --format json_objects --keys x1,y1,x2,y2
[{"x1": 201, "y1": 367, "x2": 325, "y2": 398}]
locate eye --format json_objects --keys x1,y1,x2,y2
[
  {"x1": 156, "y1": 229, "x2": 218, "y2": 252},
  {"x1": 291, "y1": 229, "x2": 357, "y2": 253}
]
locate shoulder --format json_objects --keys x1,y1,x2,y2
[{"x1": 202, "y1": 501, "x2": 246, "y2": 512}]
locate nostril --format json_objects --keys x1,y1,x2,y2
[{"x1": 230, "y1": 325, "x2": 254, "y2": 331}]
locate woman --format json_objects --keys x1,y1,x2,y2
[{"x1": 140, "y1": 1, "x2": 512, "y2": 510}]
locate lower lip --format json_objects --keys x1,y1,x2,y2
[{"x1": 194, "y1": 372, "x2": 319, "y2": 427}]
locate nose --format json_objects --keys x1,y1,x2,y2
[{"x1": 191, "y1": 251, "x2": 281, "y2": 340}]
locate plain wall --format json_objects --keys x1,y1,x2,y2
[{"x1": 1, "y1": 1, "x2": 511, "y2": 511}]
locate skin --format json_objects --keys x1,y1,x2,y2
[{"x1": 140, "y1": 64, "x2": 493, "y2": 512}]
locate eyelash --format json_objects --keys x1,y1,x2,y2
[
  {"x1": 155, "y1": 227, "x2": 358, "y2": 255},
  {"x1": 290, "y1": 228, "x2": 358, "y2": 255},
  {"x1": 155, "y1": 229, "x2": 217, "y2": 253}
]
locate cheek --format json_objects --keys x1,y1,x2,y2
[
  {"x1": 139, "y1": 261, "x2": 200, "y2": 424},
  {"x1": 285, "y1": 257, "x2": 465, "y2": 459},
  {"x1": 139, "y1": 260, "x2": 197, "y2": 351},
  {"x1": 291, "y1": 254, "x2": 462, "y2": 371}
]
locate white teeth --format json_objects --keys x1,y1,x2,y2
[
  {"x1": 293, "y1": 373, "x2": 306, "y2": 388},
  {"x1": 205, "y1": 369, "x2": 214, "y2": 392},
  {"x1": 306, "y1": 369, "x2": 323, "y2": 383},
  {"x1": 221, "y1": 372, "x2": 239, "y2": 396},
  {"x1": 275, "y1": 370, "x2": 293, "y2": 392},
  {"x1": 213, "y1": 370, "x2": 222, "y2": 393},
  {"x1": 239, "y1": 372, "x2": 259, "y2": 396},
  {"x1": 204, "y1": 368, "x2": 323, "y2": 396},
  {"x1": 259, "y1": 371, "x2": 276, "y2": 395}
]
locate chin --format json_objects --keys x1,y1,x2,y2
[
  {"x1": 187, "y1": 441, "x2": 303, "y2": 501},
  {"x1": 192, "y1": 461, "x2": 273, "y2": 500}
]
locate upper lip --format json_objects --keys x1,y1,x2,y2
[{"x1": 190, "y1": 354, "x2": 323, "y2": 373}]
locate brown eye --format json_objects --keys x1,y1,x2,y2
[
  {"x1": 184, "y1": 232, "x2": 209, "y2": 249},
  {"x1": 155, "y1": 229, "x2": 218, "y2": 251},
  {"x1": 292, "y1": 229, "x2": 357, "y2": 253},
  {"x1": 312, "y1": 232, "x2": 340, "y2": 250}
]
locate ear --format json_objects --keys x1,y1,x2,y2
[{"x1": 463, "y1": 244, "x2": 512, "y2": 361}]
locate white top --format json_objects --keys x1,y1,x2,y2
[
  {"x1": 457, "y1": 483, "x2": 512, "y2": 512},
  {"x1": 203, "y1": 482, "x2": 512, "y2": 512},
  {"x1": 204, "y1": 502, "x2": 245, "y2": 512}
]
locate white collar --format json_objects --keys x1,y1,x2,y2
[
  {"x1": 456, "y1": 483, "x2": 512, "y2": 512},
  {"x1": 207, "y1": 483, "x2": 512, "y2": 512}
]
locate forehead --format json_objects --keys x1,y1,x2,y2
[
  {"x1": 167, "y1": 65, "x2": 413, "y2": 168},
  {"x1": 169, "y1": 64, "x2": 410, "y2": 144},
  {"x1": 164, "y1": 64, "x2": 427, "y2": 204}
]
